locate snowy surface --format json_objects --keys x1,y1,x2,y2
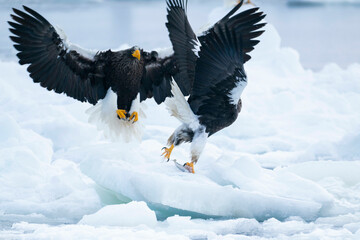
[
  {"x1": 1, "y1": 1, "x2": 360, "y2": 239},
  {"x1": 288, "y1": 0, "x2": 360, "y2": 4},
  {"x1": 78, "y1": 202, "x2": 157, "y2": 227}
]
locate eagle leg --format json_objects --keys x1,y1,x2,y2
[
  {"x1": 129, "y1": 111, "x2": 139, "y2": 123},
  {"x1": 116, "y1": 109, "x2": 127, "y2": 120},
  {"x1": 161, "y1": 144, "x2": 174, "y2": 161},
  {"x1": 183, "y1": 162, "x2": 195, "y2": 174}
]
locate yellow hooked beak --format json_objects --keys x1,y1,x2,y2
[{"x1": 132, "y1": 49, "x2": 140, "y2": 60}]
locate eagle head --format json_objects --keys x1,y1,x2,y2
[{"x1": 131, "y1": 46, "x2": 141, "y2": 61}]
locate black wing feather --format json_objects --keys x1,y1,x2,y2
[
  {"x1": 191, "y1": 4, "x2": 266, "y2": 98},
  {"x1": 8, "y1": 6, "x2": 109, "y2": 105},
  {"x1": 165, "y1": 0, "x2": 198, "y2": 95},
  {"x1": 140, "y1": 54, "x2": 175, "y2": 104},
  {"x1": 198, "y1": 3, "x2": 265, "y2": 65},
  {"x1": 140, "y1": 0, "x2": 200, "y2": 104},
  {"x1": 188, "y1": 4, "x2": 266, "y2": 135}
]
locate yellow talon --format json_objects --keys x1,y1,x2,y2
[
  {"x1": 184, "y1": 162, "x2": 195, "y2": 174},
  {"x1": 129, "y1": 111, "x2": 138, "y2": 122},
  {"x1": 161, "y1": 144, "x2": 174, "y2": 161},
  {"x1": 116, "y1": 109, "x2": 127, "y2": 119}
]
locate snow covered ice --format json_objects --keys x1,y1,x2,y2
[
  {"x1": 288, "y1": 0, "x2": 360, "y2": 5},
  {"x1": 1, "y1": 1, "x2": 360, "y2": 239}
]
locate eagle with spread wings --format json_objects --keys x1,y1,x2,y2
[
  {"x1": 161, "y1": 0, "x2": 266, "y2": 173},
  {"x1": 8, "y1": 3, "x2": 194, "y2": 127}
]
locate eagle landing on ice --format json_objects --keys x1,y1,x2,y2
[
  {"x1": 8, "y1": 5, "x2": 193, "y2": 141},
  {"x1": 162, "y1": 0, "x2": 266, "y2": 173}
]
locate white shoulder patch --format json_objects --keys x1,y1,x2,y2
[
  {"x1": 54, "y1": 25, "x2": 98, "y2": 60},
  {"x1": 191, "y1": 38, "x2": 201, "y2": 58},
  {"x1": 86, "y1": 90, "x2": 146, "y2": 143},
  {"x1": 229, "y1": 77, "x2": 248, "y2": 105}
]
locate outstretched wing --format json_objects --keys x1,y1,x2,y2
[
  {"x1": 188, "y1": 2, "x2": 266, "y2": 132},
  {"x1": 199, "y1": 1, "x2": 266, "y2": 64},
  {"x1": 140, "y1": 0, "x2": 200, "y2": 104},
  {"x1": 165, "y1": 0, "x2": 199, "y2": 95},
  {"x1": 8, "y1": 6, "x2": 109, "y2": 105}
]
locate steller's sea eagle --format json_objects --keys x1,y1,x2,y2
[
  {"x1": 161, "y1": 0, "x2": 266, "y2": 173},
  {"x1": 8, "y1": 5, "x2": 194, "y2": 140}
]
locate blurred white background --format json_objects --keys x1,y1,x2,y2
[{"x1": 1, "y1": 0, "x2": 360, "y2": 70}]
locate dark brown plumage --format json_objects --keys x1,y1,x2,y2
[
  {"x1": 8, "y1": 5, "x2": 192, "y2": 123},
  {"x1": 162, "y1": 0, "x2": 266, "y2": 173}
]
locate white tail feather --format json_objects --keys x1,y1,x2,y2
[{"x1": 86, "y1": 90, "x2": 146, "y2": 142}]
